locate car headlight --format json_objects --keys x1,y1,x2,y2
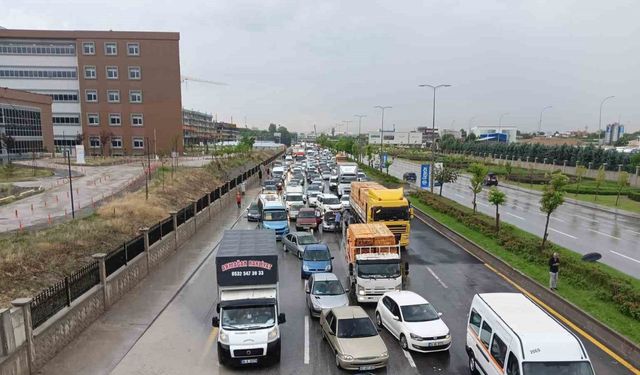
[
  {"x1": 358, "y1": 285, "x2": 365, "y2": 295},
  {"x1": 410, "y1": 333, "x2": 424, "y2": 341},
  {"x1": 219, "y1": 330, "x2": 229, "y2": 344},
  {"x1": 379, "y1": 351, "x2": 388, "y2": 358},
  {"x1": 267, "y1": 326, "x2": 279, "y2": 341},
  {"x1": 303, "y1": 264, "x2": 310, "y2": 271},
  {"x1": 324, "y1": 264, "x2": 331, "y2": 271},
  {"x1": 445, "y1": 333, "x2": 451, "y2": 340},
  {"x1": 339, "y1": 354, "x2": 354, "y2": 361},
  {"x1": 394, "y1": 285, "x2": 402, "y2": 291}
]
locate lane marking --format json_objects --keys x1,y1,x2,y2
[
  {"x1": 625, "y1": 229, "x2": 640, "y2": 236},
  {"x1": 200, "y1": 328, "x2": 218, "y2": 365},
  {"x1": 304, "y1": 315, "x2": 310, "y2": 364},
  {"x1": 505, "y1": 212, "x2": 525, "y2": 220},
  {"x1": 426, "y1": 266, "x2": 448, "y2": 288},
  {"x1": 412, "y1": 212, "x2": 639, "y2": 374},
  {"x1": 572, "y1": 214, "x2": 597, "y2": 222},
  {"x1": 402, "y1": 349, "x2": 417, "y2": 368},
  {"x1": 455, "y1": 193, "x2": 465, "y2": 199},
  {"x1": 483, "y1": 263, "x2": 639, "y2": 375},
  {"x1": 610, "y1": 251, "x2": 640, "y2": 265},
  {"x1": 549, "y1": 227, "x2": 577, "y2": 239},
  {"x1": 589, "y1": 229, "x2": 621, "y2": 240},
  {"x1": 477, "y1": 202, "x2": 490, "y2": 208},
  {"x1": 550, "y1": 216, "x2": 567, "y2": 223}
]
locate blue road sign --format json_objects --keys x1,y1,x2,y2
[
  {"x1": 420, "y1": 164, "x2": 430, "y2": 189},
  {"x1": 380, "y1": 153, "x2": 388, "y2": 169}
]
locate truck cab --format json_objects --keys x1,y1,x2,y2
[
  {"x1": 337, "y1": 163, "x2": 358, "y2": 197},
  {"x1": 258, "y1": 194, "x2": 289, "y2": 240},
  {"x1": 212, "y1": 230, "x2": 287, "y2": 366}
]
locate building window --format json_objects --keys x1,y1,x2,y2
[
  {"x1": 109, "y1": 113, "x2": 122, "y2": 126},
  {"x1": 111, "y1": 137, "x2": 123, "y2": 149},
  {"x1": 0, "y1": 67, "x2": 77, "y2": 79},
  {"x1": 105, "y1": 42, "x2": 118, "y2": 56},
  {"x1": 87, "y1": 113, "x2": 100, "y2": 126},
  {"x1": 106, "y1": 66, "x2": 118, "y2": 80},
  {"x1": 107, "y1": 90, "x2": 120, "y2": 103},
  {"x1": 0, "y1": 104, "x2": 45, "y2": 154},
  {"x1": 0, "y1": 42, "x2": 75, "y2": 56},
  {"x1": 82, "y1": 42, "x2": 95, "y2": 55},
  {"x1": 128, "y1": 66, "x2": 141, "y2": 80},
  {"x1": 129, "y1": 90, "x2": 142, "y2": 103},
  {"x1": 132, "y1": 137, "x2": 144, "y2": 149},
  {"x1": 131, "y1": 113, "x2": 144, "y2": 127},
  {"x1": 84, "y1": 65, "x2": 97, "y2": 79},
  {"x1": 127, "y1": 42, "x2": 140, "y2": 56},
  {"x1": 85, "y1": 90, "x2": 98, "y2": 103},
  {"x1": 89, "y1": 136, "x2": 101, "y2": 148},
  {"x1": 37, "y1": 91, "x2": 78, "y2": 103},
  {"x1": 52, "y1": 115, "x2": 81, "y2": 126}
]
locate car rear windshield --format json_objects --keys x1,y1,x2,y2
[
  {"x1": 323, "y1": 197, "x2": 340, "y2": 205},
  {"x1": 298, "y1": 210, "x2": 316, "y2": 218},
  {"x1": 312, "y1": 280, "x2": 344, "y2": 295},
  {"x1": 401, "y1": 303, "x2": 439, "y2": 322},
  {"x1": 523, "y1": 361, "x2": 594, "y2": 375},
  {"x1": 337, "y1": 317, "x2": 378, "y2": 338},
  {"x1": 304, "y1": 249, "x2": 330, "y2": 260},
  {"x1": 298, "y1": 235, "x2": 318, "y2": 245}
]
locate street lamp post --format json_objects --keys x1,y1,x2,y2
[
  {"x1": 419, "y1": 83, "x2": 451, "y2": 192},
  {"x1": 354, "y1": 114, "x2": 366, "y2": 162},
  {"x1": 468, "y1": 116, "x2": 477, "y2": 139},
  {"x1": 65, "y1": 149, "x2": 75, "y2": 219},
  {"x1": 374, "y1": 106, "x2": 391, "y2": 171},
  {"x1": 538, "y1": 106, "x2": 553, "y2": 134},
  {"x1": 598, "y1": 96, "x2": 615, "y2": 146},
  {"x1": 342, "y1": 120, "x2": 353, "y2": 136},
  {"x1": 498, "y1": 112, "x2": 509, "y2": 128}
]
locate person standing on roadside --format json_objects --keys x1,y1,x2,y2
[
  {"x1": 549, "y1": 252, "x2": 560, "y2": 290},
  {"x1": 236, "y1": 190, "x2": 242, "y2": 208}
]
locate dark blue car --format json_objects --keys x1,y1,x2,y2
[{"x1": 301, "y1": 244, "x2": 333, "y2": 279}]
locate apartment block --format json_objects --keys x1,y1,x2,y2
[
  {"x1": 0, "y1": 29, "x2": 182, "y2": 156},
  {"x1": 182, "y1": 108, "x2": 239, "y2": 147}
]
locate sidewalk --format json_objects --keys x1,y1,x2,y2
[{"x1": 36, "y1": 182, "x2": 260, "y2": 375}]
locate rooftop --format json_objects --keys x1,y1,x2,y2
[{"x1": 0, "y1": 28, "x2": 179, "y2": 40}]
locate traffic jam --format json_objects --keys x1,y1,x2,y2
[{"x1": 211, "y1": 144, "x2": 598, "y2": 374}]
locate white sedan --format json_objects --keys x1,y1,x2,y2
[{"x1": 375, "y1": 291, "x2": 451, "y2": 353}]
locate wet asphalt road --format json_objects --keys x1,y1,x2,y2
[
  {"x1": 387, "y1": 158, "x2": 640, "y2": 279},
  {"x1": 105, "y1": 195, "x2": 633, "y2": 373}
]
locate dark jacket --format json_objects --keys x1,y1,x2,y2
[{"x1": 549, "y1": 257, "x2": 560, "y2": 273}]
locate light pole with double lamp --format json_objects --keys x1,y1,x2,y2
[
  {"x1": 538, "y1": 106, "x2": 553, "y2": 134},
  {"x1": 598, "y1": 96, "x2": 615, "y2": 146},
  {"x1": 419, "y1": 84, "x2": 451, "y2": 192},
  {"x1": 374, "y1": 106, "x2": 391, "y2": 171}
]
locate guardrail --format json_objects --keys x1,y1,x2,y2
[{"x1": 411, "y1": 206, "x2": 640, "y2": 370}]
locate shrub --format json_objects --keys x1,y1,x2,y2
[{"x1": 629, "y1": 192, "x2": 640, "y2": 202}]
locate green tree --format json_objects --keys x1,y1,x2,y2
[
  {"x1": 540, "y1": 173, "x2": 569, "y2": 248},
  {"x1": 268, "y1": 123, "x2": 277, "y2": 133},
  {"x1": 504, "y1": 162, "x2": 512, "y2": 180},
  {"x1": 469, "y1": 163, "x2": 489, "y2": 213},
  {"x1": 616, "y1": 171, "x2": 630, "y2": 206},
  {"x1": 488, "y1": 188, "x2": 506, "y2": 232},
  {"x1": 385, "y1": 159, "x2": 392, "y2": 174},
  {"x1": 574, "y1": 165, "x2": 586, "y2": 197},
  {"x1": 433, "y1": 166, "x2": 459, "y2": 196},
  {"x1": 237, "y1": 134, "x2": 255, "y2": 153},
  {"x1": 365, "y1": 144, "x2": 374, "y2": 167},
  {"x1": 594, "y1": 166, "x2": 606, "y2": 201}
]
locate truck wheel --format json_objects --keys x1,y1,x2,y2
[{"x1": 469, "y1": 355, "x2": 478, "y2": 375}]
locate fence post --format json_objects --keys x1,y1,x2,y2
[
  {"x1": 92, "y1": 253, "x2": 108, "y2": 308},
  {"x1": 141, "y1": 227, "x2": 150, "y2": 269},
  {"x1": 11, "y1": 298, "x2": 34, "y2": 374},
  {"x1": 169, "y1": 210, "x2": 178, "y2": 250},
  {"x1": 0, "y1": 307, "x2": 16, "y2": 357},
  {"x1": 192, "y1": 200, "x2": 198, "y2": 229},
  {"x1": 207, "y1": 192, "x2": 212, "y2": 220}
]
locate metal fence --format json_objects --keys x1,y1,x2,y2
[
  {"x1": 161, "y1": 217, "x2": 173, "y2": 238},
  {"x1": 105, "y1": 245, "x2": 126, "y2": 277},
  {"x1": 176, "y1": 207, "x2": 187, "y2": 226},
  {"x1": 148, "y1": 222, "x2": 162, "y2": 245},
  {"x1": 126, "y1": 236, "x2": 145, "y2": 262}
]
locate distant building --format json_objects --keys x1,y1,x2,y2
[
  {"x1": 0, "y1": 87, "x2": 53, "y2": 162},
  {"x1": 521, "y1": 136, "x2": 583, "y2": 146},
  {"x1": 368, "y1": 130, "x2": 422, "y2": 146},
  {"x1": 182, "y1": 108, "x2": 238, "y2": 146},
  {"x1": 605, "y1": 123, "x2": 624, "y2": 144},
  {"x1": 439, "y1": 129, "x2": 462, "y2": 139},
  {"x1": 470, "y1": 126, "x2": 517, "y2": 143},
  {"x1": 416, "y1": 126, "x2": 439, "y2": 145}
]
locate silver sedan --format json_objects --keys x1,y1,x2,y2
[
  {"x1": 282, "y1": 232, "x2": 319, "y2": 258},
  {"x1": 305, "y1": 272, "x2": 349, "y2": 318}
]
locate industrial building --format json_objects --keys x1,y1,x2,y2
[
  {"x1": 0, "y1": 28, "x2": 182, "y2": 156},
  {"x1": 368, "y1": 130, "x2": 423, "y2": 146},
  {"x1": 470, "y1": 126, "x2": 518, "y2": 143}
]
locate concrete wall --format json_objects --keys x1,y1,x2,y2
[{"x1": 0, "y1": 161, "x2": 268, "y2": 375}]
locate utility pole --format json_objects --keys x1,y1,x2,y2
[
  {"x1": 499, "y1": 112, "x2": 509, "y2": 129},
  {"x1": 66, "y1": 150, "x2": 75, "y2": 218},
  {"x1": 374, "y1": 106, "x2": 391, "y2": 171},
  {"x1": 354, "y1": 114, "x2": 366, "y2": 162},
  {"x1": 145, "y1": 137, "x2": 150, "y2": 200},
  {"x1": 419, "y1": 84, "x2": 451, "y2": 192},
  {"x1": 538, "y1": 106, "x2": 553, "y2": 134}
]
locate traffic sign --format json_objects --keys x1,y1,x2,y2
[
  {"x1": 380, "y1": 153, "x2": 388, "y2": 169},
  {"x1": 420, "y1": 164, "x2": 430, "y2": 189}
]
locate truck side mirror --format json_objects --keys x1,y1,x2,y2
[
  {"x1": 405, "y1": 262, "x2": 410, "y2": 275},
  {"x1": 278, "y1": 313, "x2": 287, "y2": 324},
  {"x1": 348, "y1": 263, "x2": 354, "y2": 276},
  {"x1": 212, "y1": 316, "x2": 219, "y2": 327},
  {"x1": 216, "y1": 303, "x2": 220, "y2": 313}
]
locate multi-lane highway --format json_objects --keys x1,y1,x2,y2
[
  {"x1": 388, "y1": 158, "x2": 640, "y2": 279},
  {"x1": 39, "y1": 175, "x2": 635, "y2": 374}
]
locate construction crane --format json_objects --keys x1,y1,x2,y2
[{"x1": 180, "y1": 75, "x2": 228, "y2": 88}]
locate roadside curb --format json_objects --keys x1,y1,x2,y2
[{"x1": 411, "y1": 206, "x2": 640, "y2": 372}]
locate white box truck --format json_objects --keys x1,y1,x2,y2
[
  {"x1": 211, "y1": 230, "x2": 286, "y2": 366},
  {"x1": 337, "y1": 162, "x2": 358, "y2": 197}
]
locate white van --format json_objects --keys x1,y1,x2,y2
[{"x1": 466, "y1": 293, "x2": 595, "y2": 375}]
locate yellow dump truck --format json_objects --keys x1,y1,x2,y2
[{"x1": 349, "y1": 181, "x2": 411, "y2": 248}]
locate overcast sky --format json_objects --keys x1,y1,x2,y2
[{"x1": 2, "y1": 0, "x2": 639, "y2": 134}]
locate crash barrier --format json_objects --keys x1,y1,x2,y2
[{"x1": 0, "y1": 151, "x2": 283, "y2": 375}]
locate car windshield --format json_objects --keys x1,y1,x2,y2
[
  {"x1": 401, "y1": 303, "x2": 440, "y2": 322},
  {"x1": 340, "y1": 175, "x2": 357, "y2": 183},
  {"x1": 308, "y1": 191, "x2": 320, "y2": 197},
  {"x1": 312, "y1": 280, "x2": 344, "y2": 295},
  {"x1": 286, "y1": 195, "x2": 303, "y2": 202},
  {"x1": 263, "y1": 210, "x2": 287, "y2": 221},
  {"x1": 264, "y1": 181, "x2": 276, "y2": 186},
  {"x1": 372, "y1": 206, "x2": 410, "y2": 221},
  {"x1": 323, "y1": 197, "x2": 340, "y2": 205},
  {"x1": 248, "y1": 204, "x2": 259, "y2": 212},
  {"x1": 221, "y1": 305, "x2": 275, "y2": 330},
  {"x1": 330, "y1": 177, "x2": 338, "y2": 182},
  {"x1": 341, "y1": 196, "x2": 349, "y2": 202},
  {"x1": 298, "y1": 210, "x2": 316, "y2": 218},
  {"x1": 304, "y1": 249, "x2": 330, "y2": 260},
  {"x1": 357, "y1": 262, "x2": 401, "y2": 279},
  {"x1": 309, "y1": 184, "x2": 321, "y2": 190},
  {"x1": 297, "y1": 235, "x2": 318, "y2": 245},
  {"x1": 290, "y1": 203, "x2": 304, "y2": 210},
  {"x1": 337, "y1": 317, "x2": 378, "y2": 338},
  {"x1": 523, "y1": 361, "x2": 594, "y2": 375}
]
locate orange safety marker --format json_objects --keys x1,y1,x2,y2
[
  {"x1": 48, "y1": 213, "x2": 52, "y2": 225},
  {"x1": 19, "y1": 220, "x2": 23, "y2": 232}
]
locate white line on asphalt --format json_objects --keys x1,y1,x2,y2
[
  {"x1": 572, "y1": 214, "x2": 597, "y2": 222},
  {"x1": 426, "y1": 266, "x2": 448, "y2": 288},
  {"x1": 304, "y1": 315, "x2": 310, "y2": 365},
  {"x1": 550, "y1": 216, "x2": 567, "y2": 223},
  {"x1": 610, "y1": 251, "x2": 640, "y2": 264},
  {"x1": 625, "y1": 229, "x2": 640, "y2": 236},
  {"x1": 505, "y1": 212, "x2": 525, "y2": 220},
  {"x1": 589, "y1": 229, "x2": 621, "y2": 240},
  {"x1": 549, "y1": 227, "x2": 578, "y2": 239},
  {"x1": 403, "y1": 349, "x2": 417, "y2": 368},
  {"x1": 478, "y1": 202, "x2": 490, "y2": 208},
  {"x1": 455, "y1": 193, "x2": 465, "y2": 199}
]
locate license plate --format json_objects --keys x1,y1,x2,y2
[
  {"x1": 360, "y1": 365, "x2": 375, "y2": 370},
  {"x1": 302, "y1": 226, "x2": 310, "y2": 229},
  {"x1": 240, "y1": 358, "x2": 258, "y2": 364}
]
